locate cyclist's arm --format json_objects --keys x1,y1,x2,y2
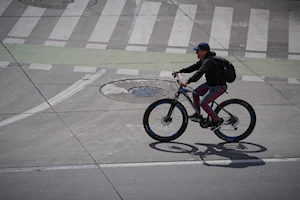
[
  {"x1": 179, "y1": 61, "x2": 202, "y2": 73},
  {"x1": 186, "y1": 59, "x2": 214, "y2": 83}
]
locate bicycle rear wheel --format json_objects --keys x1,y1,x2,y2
[
  {"x1": 143, "y1": 98, "x2": 188, "y2": 142},
  {"x1": 214, "y1": 99, "x2": 256, "y2": 142}
]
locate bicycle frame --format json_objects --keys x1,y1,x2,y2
[{"x1": 171, "y1": 75, "x2": 233, "y2": 122}]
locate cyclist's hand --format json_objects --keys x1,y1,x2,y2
[
  {"x1": 180, "y1": 81, "x2": 187, "y2": 87},
  {"x1": 172, "y1": 70, "x2": 180, "y2": 76}
]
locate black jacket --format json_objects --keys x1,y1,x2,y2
[{"x1": 180, "y1": 51, "x2": 226, "y2": 86}]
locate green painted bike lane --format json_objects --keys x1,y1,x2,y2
[{"x1": 1, "y1": 43, "x2": 300, "y2": 78}]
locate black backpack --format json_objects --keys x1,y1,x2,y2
[{"x1": 212, "y1": 56, "x2": 236, "y2": 83}]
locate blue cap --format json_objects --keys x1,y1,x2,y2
[{"x1": 193, "y1": 42, "x2": 210, "y2": 51}]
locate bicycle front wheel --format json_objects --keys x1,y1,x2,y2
[
  {"x1": 214, "y1": 99, "x2": 256, "y2": 142},
  {"x1": 143, "y1": 98, "x2": 188, "y2": 142}
]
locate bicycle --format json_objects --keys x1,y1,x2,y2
[{"x1": 143, "y1": 74, "x2": 256, "y2": 142}]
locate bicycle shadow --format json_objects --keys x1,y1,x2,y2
[{"x1": 149, "y1": 142, "x2": 267, "y2": 168}]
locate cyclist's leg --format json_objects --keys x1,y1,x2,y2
[
  {"x1": 200, "y1": 85, "x2": 227, "y2": 122},
  {"x1": 193, "y1": 83, "x2": 209, "y2": 112}
]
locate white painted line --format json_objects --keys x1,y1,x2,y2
[
  {"x1": 168, "y1": 4, "x2": 197, "y2": 47},
  {"x1": 246, "y1": 9, "x2": 270, "y2": 52},
  {"x1": 74, "y1": 66, "x2": 97, "y2": 73},
  {"x1": 0, "y1": 165, "x2": 98, "y2": 173},
  {"x1": 160, "y1": 71, "x2": 173, "y2": 77},
  {"x1": 213, "y1": 50, "x2": 229, "y2": 56},
  {"x1": 245, "y1": 52, "x2": 267, "y2": 58},
  {"x1": 48, "y1": 0, "x2": 89, "y2": 41},
  {"x1": 209, "y1": 7, "x2": 233, "y2": 50},
  {"x1": 44, "y1": 40, "x2": 66, "y2": 47},
  {"x1": 8, "y1": 6, "x2": 46, "y2": 38},
  {"x1": 126, "y1": 45, "x2": 147, "y2": 52},
  {"x1": 288, "y1": 78, "x2": 300, "y2": 84},
  {"x1": 100, "y1": 157, "x2": 300, "y2": 168},
  {"x1": 166, "y1": 48, "x2": 187, "y2": 54},
  {"x1": 288, "y1": 54, "x2": 300, "y2": 60},
  {"x1": 116, "y1": 68, "x2": 139, "y2": 75},
  {"x1": 0, "y1": 70, "x2": 105, "y2": 128},
  {"x1": 0, "y1": 0, "x2": 13, "y2": 16},
  {"x1": 29, "y1": 63, "x2": 52, "y2": 70},
  {"x1": 1, "y1": 157, "x2": 299, "y2": 172},
  {"x1": 0, "y1": 61, "x2": 9, "y2": 68},
  {"x1": 86, "y1": 43, "x2": 107, "y2": 49},
  {"x1": 289, "y1": 12, "x2": 300, "y2": 54},
  {"x1": 89, "y1": 0, "x2": 126, "y2": 43},
  {"x1": 128, "y1": 2, "x2": 161, "y2": 45},
  {"x1": 3, "y1": 38, "x2": 25, "y2": 44},
  {"x1": 242, "y1": 75, "x2": 265, "y2": 82}
]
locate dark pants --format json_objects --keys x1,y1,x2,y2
[{"x1": 193, "y1": 83, "x2": 227, "y2": 122}]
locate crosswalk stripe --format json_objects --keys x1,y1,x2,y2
[
  {"x1": 160, "y1": 71, "x2": 173, "y2": 77},
  {"x1": 74, "y1": 66, "x2": 97, "y2": 73},
  {"x1": 246, "y1": 9, "x2": 270, "y2": 58},
  {"x1": 48, "y1": 0, "x2": 89, "y2": 41},
  {"x1": 3, "y1": 38, "x2": 25, "y2": 44},
  {"x1": 209, "y1": 6, "x2": 233, "y2": 52},
  {"x1": 116, "y1": 68, "x2": 139, "y2": 75},
  {"x1": 44, "y1": 41, "x2": 66, "y2": 47},
  {"x1": 0, "y1": 0, "x2": 13, "y2": 16},
  {"x1": 288, "y1": 78, "x2": 300, "y2": 84},
  {"x1": 128, "y1": 1, "x2": 161, "y2": 45},
  {"x1": 242, "y1": 75, "x2": 265, "y2": 82},
  {"x1": 0, "y1": 62, "x2": 9, "y2": 68},
  {"x1": 167, "y1": 4, "x2": 197, "y2": 47},
  {"x1": 8, "y1": 6, "x2": 45, "y2": 38},
  {"x1": 288, "y1": 55, "x2": 300, "y2": 60},
  {"x1": 288, "y1": 12, "x2": 300, "y2": 54},
  {"x1": 89, "y1": 0, "x2": 126, "y2": 43},
  {"x1": 245, "y1": 52, "x2": 266, "y2": 58},
  {"x1": 86, "y1": 43, "x2": 108, "y2": 49},
  {"x1": 29, "y1": 63, "x2": 52, "y2": 70},
  {"x1": 126, "y1": 46, "x2": 147, "y2": 52},
  {"x1": 166, "y1": 48, "x2": 187, "y2": 54}
]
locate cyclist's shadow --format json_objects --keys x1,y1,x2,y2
[{"x1": 149, "y1": 142, "x2": 267, "y2": 168}]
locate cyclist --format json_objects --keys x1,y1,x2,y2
[{"x1": 172, "y1": 42, "x2": 227, "y2": 131}]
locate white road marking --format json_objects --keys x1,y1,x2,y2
[
  {"x1": 3, "y1": 38, "x2": 25, "y2": 44},
  {"x1": 0, "y1": 61, "x2": 9, "y2": 68},
  {"x1": 48, "y1": 0, "x2": 89, "y2": 41},
  {"x1": 86, "y1": 43, "x2": 108, "y2": 49},
  {"x1": 116, "y1": 68, "x2": 139, "y2": 75},
  {"x1": 168, "y1": 4, "x2": 197, "y2": 47},
  {"x1": 246, "y1": 9, "x2": 270, "y2": 57},
  {"x1": 160, "y1": 71, "x2": 172, "y2": 77},
  {"x1": 289, "y1": 12, "x2": 300, "y2": 54},
  {"x1": 0, "y1": 70, "x2": 105, "y2": 128},
  {"x1": 1, "y1": 157, "x2": 299, "y2": 172},
  {"x1": 242, "y1": 75, "x2": 265, "y2": 82},
  {"x1": 128, "y1": 1, "x2": 161, "y2": 45},
  {"x1": 44, "y1": 40, "x2": 66, "y2": 47},
  {"x1": 288, "y1": 78, "x2": 300, "y2": 84},
  {"x1": 245, "y1": 52, "x2": 267, "y2": 58},
  {"x1": 74, "y1": 66, "x2": 97, "y2": 73},
  {"x1": 126, "y1": 46, "x2": 147, "y2": 52},
  {"x1": 166, "y1": 48, "x2": 187, "y2": 54},
  {"x1": 0, "y1": 0, "x2": 13, "y2": 16},
  {"x1": 288, "y1": 54, "x2": 300, "y2": 60},
  {"x1": 29, "y1": 63, "x2": 52, "y2": 70},
  {"x1": 209, "y1": 7, "x2": 233, "y2": 50},
  {"x1": 89, "y1": 0, "x2": 126, "y2": 43},
  {"x1": 8, "y1": 6, "x2": 46, "y2": 38}
]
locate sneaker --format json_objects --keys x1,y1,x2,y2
[
  {"x1": 188, "y1": 113, "x2": 201, "y2": 121},
  {"x1": 211, "y1": 119, "x2": 225, "y2": 131}
]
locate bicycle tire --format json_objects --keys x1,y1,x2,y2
[
  {"x1": 214, "y1": 99, "x2": 256, "y2": 142},
  {"x1": 143, "y1": 98, "x2": 188, "y2": 142}
]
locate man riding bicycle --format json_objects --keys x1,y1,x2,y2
[{"x1": 172, "y1": 42, "x2": 227, "y2": 131}]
